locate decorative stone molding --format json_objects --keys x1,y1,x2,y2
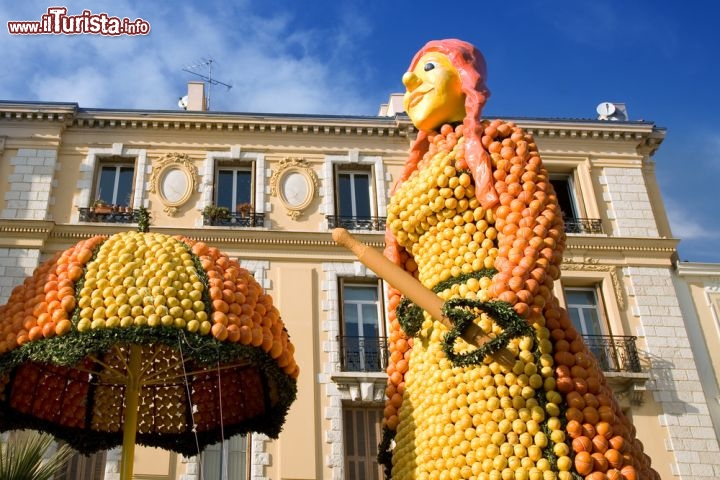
[
  {"x1": 562, "y1": 257, "x2": 626, "y2": 309},
  {"x1": 149, "y1": 152, "x2": 198, "y2": 217},
  {"x1": 321, "y1": 150, "x2": 390, "y2": 229},
  {"x1": 330, "y1": 372, "x2": 387, "y2": 403},
  {"x1": 269, "y1": 156, "x2": 318, "y2": 220},
  {"x1": 75, "y1": 143, "x2": 148, "y2": 221},
  {"x1": 199, "y1": 147, "x2": 267, "y2": 228}
]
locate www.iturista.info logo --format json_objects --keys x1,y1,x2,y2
[{"x1": 7, "y1": 7, "x2": 151, "y2": 35}]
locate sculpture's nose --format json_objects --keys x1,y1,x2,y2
[{"x1": 402, "y1": 71, "x2": 421, "y2": 92}]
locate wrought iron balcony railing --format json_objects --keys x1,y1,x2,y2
[
  {"x1": 339, "y1": 335, "x2": 389, "y2": 373},
  {"x1": 78, "y1": 207, "x2": 137, "y2": 224},
  {"x1": 327, "y1": 215, "x2": 386, "y2": 231},
  {"x1": 339, "y1": 334, "x2": 638, "y2": 375},
  {"x1": 203, "y1": 212, "x2": 265, "y2": 228},
  {"x1": 564, "y1": 217, "x2": 603, "y2": 234},
  {"x1": 582, "y1": 335, "x2": 641, "y2": 373}
]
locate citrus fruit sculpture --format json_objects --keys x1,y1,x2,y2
[
  {"x1": 0, "y1": 228, "x2": 297, "y2": 477},
  {"x1": 377, "y1": 39, "x2": 659, "y2": 480}
]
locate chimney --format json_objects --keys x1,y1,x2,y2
[
  {"x1": 379, "y1": 93, "x2": 405, "y2": 116},
  {"x1": 186, "y1": 81, "x2": 207, "y2": 111}
]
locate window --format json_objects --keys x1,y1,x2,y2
[
  {"x1": 550, "y1": 174, "x2": 579, "y2": 221},
  {"x1": 564, "y1": 287, "x2": 607, "y2": 337},
  {"x1": 340, "y1": 281, "x2": 386, "y2": 372},
  {"x1": 343, "y1": 406, "x2": 383, "y2": 480},
  {"x1": 201, "y1": 434, "x2": 249, "y2": 480},
  {"x1": 216, "y1": 166, "x2": 253, "y2": 212},
  {"x1": 55, "y1": 451, "x2": 105, "y2": 480},
  {"x1": 550, "y1": 174, "x2": 602, "y2": 234},
  {"x1": 337, "y1": 171, "x2": 371, "y2": 218},
  {"x1": 564, "y1": 286, "x2": 623, "y2": 370},
  {"x1": 95, "y1": 161, "x2": 134, "y2": 206}
]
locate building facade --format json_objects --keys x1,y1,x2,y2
[{"x1": 0, "y1": 90, "x2": 719, "y2": 479}]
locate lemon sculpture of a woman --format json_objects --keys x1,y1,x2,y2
[{"x1": 379, "y1": 39, "x2": 659, "y2": 480}]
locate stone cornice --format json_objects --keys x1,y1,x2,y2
[
  {"x1": 396, "y1": 116, "x2": 665, "y2": 152},
  {"x1": 16, "y1": 221, "x2": 680, "y2": 264},
  {"x1": 0, "y1": 220, "x2": 54, "y2": 248},
  {"x1": 47, "y1": 225, "x2": 386, "y2": 259},
  {"x1": 0, "y1": 102, "x2": 76, "y2": 126},
  {"x1": 0, "y1": 102, "x2": 664, "y2": 152},
  {"x1": 565, "y1": 235, "x2": 678, "y2": 259},
  {"x1": 676, "y1": 262, "x2": 720, "y2": 278},
  {"x1": 70, "y1": 110, "x2": 412, "y2": 138}
]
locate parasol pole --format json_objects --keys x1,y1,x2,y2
[
  {"x1": 331, "y1": 228, "x2": 514, "y2": 367},
  {"x1": 120, "y1": 344, "x2": 143, "y2": 480}
]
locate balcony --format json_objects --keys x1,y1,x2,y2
[
  {"x1": 203, "y1": 212, "x2": 265, "y2": 228},
  {"x1": 564, "y1": 217, "x2": 603, "y2": 234},
  {"x1": 583, "y1": 335, "x2": 641, "y2": 373},
  {"x1": 78, "y1": 207, "x2": 136, "y2": 224},
  {"x1": 583, "y1": 334, "x2": 649, "y2": 405},
  {"x1": 339, "y1": 335, "x2": 388, "y2": 373},
  {"x1": 327, "y1": 215, "x2": 386, "y2": 232}
]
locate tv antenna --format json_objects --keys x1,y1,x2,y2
[{"x1": 182, "y1": 58, "x2": 232, "y2": 110}]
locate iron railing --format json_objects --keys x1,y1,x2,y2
[
  {"x1": 339, "y1": 335, "x2": 389, "y2": 373},
  {"x1": 78, "y1": 207, "x2": 137, "y2": 224},
  {"x1": 338, "y1": 334, "x2": 639, "y2": 374},
  {"x1": 203, "y1": 212, "x2": 265, "y2": 227},
  {"x1": 564, "y1": 217, "x2": 603, "y2": 234},
  {"x1": 582, "y1": 335, "x2": 641, "y2": 373},
  {"x1": 326, "y1": 215, "x2": 386, "y2": 231}
]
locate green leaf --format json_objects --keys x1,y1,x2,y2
[{"x1": 0, "y1": 430, "x2": 74, "y2": 480}]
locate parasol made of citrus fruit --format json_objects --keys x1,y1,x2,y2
[{"x1": 0, "y1": 230, "x2": 298, "y2": 480}]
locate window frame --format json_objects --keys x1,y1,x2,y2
[
  {"x1": 338, "y1": 278, "x2": 386, "y2": 372},
  {"x1": 342, "y1": 405, "x2": 384, "y2": 480},
  {"x1": 549, "y1": 173, "x2": 582, "y2": 221},
  {"x1": 334, "y1": 166, "x2": 375, "y2": 219},
  {"x1": 542, "y1": 155, "x2": 603, "y2": 223},
  {"x1": 54, "y1": 450, "x2": 106, "y2": 480},
  {"x1": 562, "y1": 285, "x2": 610, "y2": 337},
  {"x1": 556, "y1": 268, "x2": 626, "y2": 338},
  {"x1": 214, "y1": 161, "x2": 255, "y2": 212},
  {"x1": 93, "y1": 157, "x2": 136, "y2": 206},
  {"x1": 200, "y1": 433, "x2": 250, "y2": 480}
]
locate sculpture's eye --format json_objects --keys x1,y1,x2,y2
[{"x1": 424, "y1": 61, "x2": 437, "y2": 72}]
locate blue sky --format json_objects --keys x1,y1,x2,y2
[{"x1": 1, "y1": 1, "x2": 718, "y2": 263}]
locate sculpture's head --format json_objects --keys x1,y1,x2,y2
[
  {"x1": 396, "y1": 39, "x2": 497, "y2": 210},
  {"x1": 402, "y1": 39, "x2": 490, "y2": 132}
]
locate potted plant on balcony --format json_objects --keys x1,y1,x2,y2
[
  {"x1": 91, "y1": 199, "x2": 112, "y2": 215},
  {"x1": 122, "y1": 193, "x2": 134, "y2": 213},
  {"x1": 236, "y1": 202, "x2": 253, "y2": 218},
  {"x1": 202, "y1": 204, "x2": 230, "y2": 224}
]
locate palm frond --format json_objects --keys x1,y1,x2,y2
[{"x1": 0, "y1": 430, "x2": 74, "y2": 480}]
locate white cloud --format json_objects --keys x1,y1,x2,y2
[
  {"x1": 665, "y1": 198, "x2": 719, "y2": 240},
  {"x1": 1, "y1": 1, "x2": 377, "y2": 115}
]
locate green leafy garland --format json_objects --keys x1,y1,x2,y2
[
  {"x1": 396, "y1": 269, "x2": 497, "y2": 338},
  {"x1": 394, "y1": 268, "x2": 534, "y2": 368},
  {"x1": 377, "y1": 427, "x2": 394, "y2": 479},
  {"x1": 396, "y1": 297, "x2": 423, "y2": 338},
  {"x1": 441, "y1": 298, "x2": 534, "y2": 368}
]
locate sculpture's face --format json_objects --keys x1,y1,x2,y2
[{"x1": 402, "y1": 52, "x2": 466, "y2": 132}]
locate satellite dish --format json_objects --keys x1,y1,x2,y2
[
  {"x1": 596, "y1": 102, "x2": 616, "y2": 119},
  {"x1": 178, "y1": 95, "x2": 188, "y2": 110}
]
